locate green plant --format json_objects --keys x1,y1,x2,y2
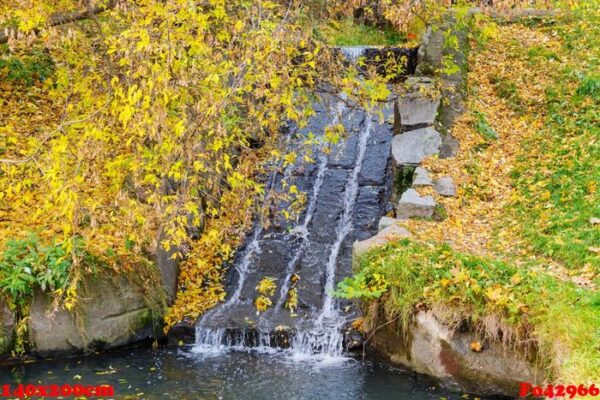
[
  {"x1": 576, "y1": 75, "x2": 600, "y2": 101},
  {"x1": 313, "y1": 17, "x2": 406, "y2": 46},
  {"x1": 335, "y1": 271, "x2": 388, "y2": 300},
  {"x1": 0, "y1": 234, "x2": 79, "y2": 307},
  {"x1": 0, "y1": 49, "x2": 55, "y2": 85},
  {"x1": 473, "y1": 110, "x2": 498, "y2": 140},
  {"x1": 343, "y1": 238, "x2": 599, "y2": 383}
]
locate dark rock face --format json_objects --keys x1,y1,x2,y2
[
  {"x1": 155, "y1": 228, "x2": 181, "y2": 304},
  {"x1": 200, "y1": 97, "x2": 395, "y2": 333},
  {"x1": 167, "y1": 319, "x2": 196, "y2": 345}
]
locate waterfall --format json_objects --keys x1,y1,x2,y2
[
  {"x1": 194, "y1": 133, "x2": 293, "y2": 330},
  {"x1": 192, "y1": 95, "x2": 389, "y2": 361},
  {"x1": 274, "y1": 153, "x2": 327, "y2": 309},
  {"x1": 275, "y1": 100, "x2": 345, "y2": 309},
  {"x1": 337, "y1": 46, "x2": 370, "y2": 63},
  {"x1": 289, "y1": 116, "x2": 374, "y2": 359}
]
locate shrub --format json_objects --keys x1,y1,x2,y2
[{"x1": 0, "y1": 234, "x2": 80, "y2": 307}]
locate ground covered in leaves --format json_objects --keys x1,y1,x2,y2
[{"x1": 344, "y1": 1, "x2": 599, "y2": 385}]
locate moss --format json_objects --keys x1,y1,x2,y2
[
  {"x1": 313, "y1": 17, "x2": 407, "y2": 46},
  {"x1": 394, "y1": 165, "x2": 416, "y2": 197}
]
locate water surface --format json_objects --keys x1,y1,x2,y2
[{"x1": 0, "y1": 346, "x2": 462, "y2": 399}]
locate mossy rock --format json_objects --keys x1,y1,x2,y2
[{"x1": 27, "y1": 273, "x2": 165, "y2": 357}]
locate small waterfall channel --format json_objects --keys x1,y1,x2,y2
[{"x1": 194, "y1": 48, "x2": 400, "y2": 360}]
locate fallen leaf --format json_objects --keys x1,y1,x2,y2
[{"x1": 469, "y1": 341, "x2": 482, "y2": 352}]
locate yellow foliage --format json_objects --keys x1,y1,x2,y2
[
  {"x1": 256, "y1": 277, "x2": 277, "y2": 297},
  {"x1": 255, "y1": 296, "x2": 272, "y2": 313}
]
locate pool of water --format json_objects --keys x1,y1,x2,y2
[{"x1": 0, "y1": 346, "x2": 463, "y2": 399}]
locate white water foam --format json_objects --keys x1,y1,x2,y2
[
  {"x1": 288, "y1": 116, "x2": 373, "y2": 359},
  {"x1": 276, "y1": 100, "x2": 346, "y2": 308},
  {"x1": 194, "y1": 104, "x2": 374, "y2": 363},
  {"x1": 338, "y1": 46, "x2": 369, "y2": 63}
]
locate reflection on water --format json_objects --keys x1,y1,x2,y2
[{"x1": 0, "y1": 346, "x2": 459, "y2": 399}]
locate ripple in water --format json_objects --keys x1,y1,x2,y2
[{"x1": 0, "y1": 346, "x2": 457, "y2": 400}]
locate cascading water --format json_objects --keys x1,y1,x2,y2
[
  {"x1": 275, "y1": 100, "x2": 345, "y2": 309},
  {"x1": 290, "y1": 117, "x2": 374, "y2": 359},
  {"x1": 193, "y1": 95, "x2": 393, "y2": 361}
]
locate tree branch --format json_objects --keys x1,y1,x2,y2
[{"x1": 0, "y1": 0, "x2": 116, "y2": 44}]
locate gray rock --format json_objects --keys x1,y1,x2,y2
[
  {"x1": 353, "y1": 224, "x2": 411, "y2": 260},
  {"x1": 396, "y1": 189, "x2": 436, "y2": 219},
  {"x1": 439, "y1": 130, "x2": 460, "y2": 159},
  {"x1": 0, "y1": 300, "x2": 14, "y2": 354},
  {"x1": 398, "y1": 77, "x2": 440, "y2": 127},
  {"x1": 435, "y1": 176, "x2": 456, "y2": 197},
  {"x1": 156, "y1": 229, "x2": 181, "y2": 305},
  {"x1": 370, "y1": 310, "x2": 545, "y2": 398},
  {"x1": 29, "y1": 275, "x2": 163, "y2": 357},
  {"x1": 378, "y1": 216, "x2": 402, "y2": 232},
  {"x1": 392, "y1": 127, "x2": 442, "y2": 166},
  {"x1": 412, "y1": 167, "x2": 433, "y2": 187}
]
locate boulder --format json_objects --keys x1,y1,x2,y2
[
  {"x1": 412, "y1": 167, "x2": 433, "y2": 187},
  {"x1": 28, "y1": 275, "x2": 163, "y2": 357},
  {"x1": 378, "y1": 216, "x2": 402, "y2": 232},
  {"x1": 353, "y1": 224, "x2": 410, "y2": 260},
  {"x1": 396, "y1": 189, "x2": 436, "y2": 219},
  {"x1": 370, "y1": 311, "x2": 544, "y2": 398},
  {"x1": 0, "y1": 301, "x2": 14, "y2": 354},
  {"x1": 392, "y1": 127, "x2": 442, "y2": 166},
  {"x1": 435, "y1": 176, "x2": 456, "y2": 197},
  {"x1": 397, "y1": 77, "x2": 440, "y2": 128}
]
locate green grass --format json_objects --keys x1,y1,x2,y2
[
  {"x1": 313, "y1": 17, "x2": 406, "y2": 46},
  {"x1": 338, "y1": 239, "x2": 600, "y2": 383},
  {"x1": 509, "y1": 1, "x2": 600, "y2": 275},
  {"x1": 473, "y1": 110, "x2": 498, "y2": 141}
]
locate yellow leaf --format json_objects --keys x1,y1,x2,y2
[{"x1": 469, "y1": 341, "x2": 482, "y2": 352}]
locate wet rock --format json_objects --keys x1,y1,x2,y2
[
  {"x1": 435, "y1": 176, "x2": 456, "y2": 197},
  {"x1": 392, "y1": 127, "x2": 442, "y2": 166},
  {"x1": 354, "y1": 186, "x2": 387, "y2": 235},
  {"x1": 370, "y1": 311, "x2": 545, "y2": 398},
  {"x1": 29, "y1": 275, "x2": 163, "y2": 357},
  {"x1": 358, "y1": 141, "x2": 390, "y2": 186},
  {"x1": 167, "y1": 319, "x2": 196, "y2": 345},
  {"x1": 378, "y1": 216, "x2": 402, "y2": 232},
  {"x1": 308, "y1": 169, "x2": 349, "y2": 242},
  {"x1": 397, "y1": 77, "x2": 440, "y2": 128},
  {"x1": 353, "y1": 224, "x2": 410, "y2": 260},
  {"x1": 412, "y1": 167, "x2": 433, "y2": 187},
  {"x1": 295, "y1": 242, "x2": 330, "y2": 311},
  {"x1": 396, "y1": 189, "x2": 436, "y2": 219},
  {"x1": 344, "y1": 329, "x2": 364, "y2": 351}
]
